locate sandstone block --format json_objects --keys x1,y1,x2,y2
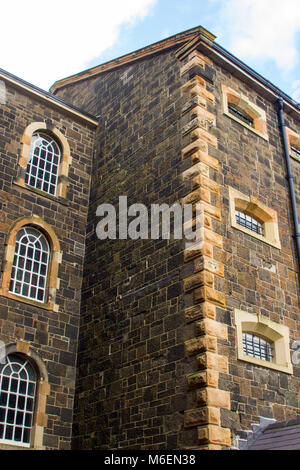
[
  {"x1": 184, "y1": 271, "x2": 214, "y2": 293},
  {"x1": 184, "y1": 301, "x2": 216, "y2": 322},
  {"x1": 197, "y1": 352, "x2": 228, "y2": 373},
  {"x1": 196, "y1": 318, "x2": 228, "y2": 340},
  {"x1": 194, "y1": 286, "x2": 226, "y2": 307},
  {"x1": 194, "y1": 256, "x2": 224, "y2": 278},
  {"x1": 196, "y1": 387, "x2": 231, "y2": 409},
  {"x1": 185, "y1": 336, "x2": 217, "y2": 357},
  {"x1": 198, "y1": 425, "x2": 231, "y2": 446},
  {"x1": 187, "y1": 370, "x2": 219, "y2": 390}
]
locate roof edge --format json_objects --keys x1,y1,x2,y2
[
  {"x1": 49, "y1": 24, "x2": 300, "y2": 116},
  {"x1": 50, "y1": 25, "x2": 214, "y2": 94},
  {"x1": 0, "y1": 68, "x2": 99, "y2": 127}
]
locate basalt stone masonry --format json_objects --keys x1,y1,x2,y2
[{"x1": 0, "y1": 25, "x2": 300, "y2": 450}]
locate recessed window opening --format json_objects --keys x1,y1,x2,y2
[
  {"x1": 0, "y1": 354, "x2": 37, "y2": 447},
  {"x1": 25, "y1": 132, "x2": 61, "y2": 196},
  {"x1": 235, "y1": 210, "x2": 264, "y2": 235},
  {"x1": 9, "y1": 227, "x2": 50, "y2": 303},
  {"x1": 291, "y1": 145, "x2": 300, "y2": 158},
  {"x1": 228, "y1": 103, "x2": 254, "y2": 127},
  {"x1": 242, "y1": 333, "x2": 273, "y2": 362}
]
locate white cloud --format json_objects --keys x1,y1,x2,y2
[
  {"x1": 215, "y1": 0, "x2": 300, "y2": 71},
  {"x1": 0, "y1": 0, "x2": 156, "y2": 90}
]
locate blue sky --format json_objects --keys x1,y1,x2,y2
[{"x1": 1, "y1": 0, "x2": 300, "y2": 101}]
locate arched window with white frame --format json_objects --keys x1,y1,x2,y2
[
  {"x1": 16, "y1": 122, "x2": 72, "y2": 199},
  {"x1": 0, "y1": 354, "x2": 37, "y2": 447},
  {"x1": 9, "y1": 227, "x2": 50, "y2": 303},
  {"x1": 25, "y1": 132, "x2": 61, "y2": 196}
]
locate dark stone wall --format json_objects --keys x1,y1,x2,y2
[
  {"x1": 211, "y1": 62, "x2": 300, "y2": 435},
  {"x1": 0, "y1": 81, "x2": 95, "y2": 449},
  {"x1": 57, "y1": 49, "x2": 194, "y2": 449}
]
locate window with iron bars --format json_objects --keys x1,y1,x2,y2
[
  {"x1": 235, "y1": 210, "x2": 264, "y2": 235},
  {"x1": 228, "y1": 103, "x2": 254, "y2": 127},
  {"x1": 242, "y1": 333, "x2": 273, "y2": 362}
]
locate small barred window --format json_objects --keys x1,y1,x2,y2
[
  {"x1": 242, "y1": 333, "x2": 273, "y2": 362},
  {"x1": 235, "y1": 210, "x2": 264, "y2": 235},
  {"x1": 9, "y1": 227, "x2": 50, "y2": 303},
  {"x1": 25, "y1": 132, "x2": 61, "y2": 196},
  {"x1": 228, "y1": 103, "x2": 254, "y2": 127},
  {"x1": 0, "y1": 354, "x2": 37, "y2": 447}
]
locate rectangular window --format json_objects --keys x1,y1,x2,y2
[{"x1": 291, "y1": 146, "x2": 300, "y2": 158}]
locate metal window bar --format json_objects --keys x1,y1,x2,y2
[
  {"x1": 228, "y1": 103, "x2": 254, "y2": 127},
  {"x1": 235, "y1": 210, "x2": 264, "y2": 235},
  {"x1": 9, "y1": 227, "x2": 50, "y2": 303},
  {"x1": 291, "y1": 146, "x2": 300, "y2": 158},
  {"x1": 0, "y1": 354, "x2": 37, "y2": 447},
  {"x1": 242, "y1": 333, "x2": 273, "y2": 362},
  {"x1": 25, "y1": 132, "x2": 60, "y2": 196}
]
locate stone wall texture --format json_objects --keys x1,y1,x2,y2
[
  {"x1": 54, "y1": 41, "x2": 300, "y2": 450},
  {"x1": 1, "y1": 33, "x2": 300, "y2": 451},
  {"x1": 0, "y1": 81, "x2": 95, "y2": 449}
]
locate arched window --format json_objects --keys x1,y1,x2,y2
[
  {"x1": 16, "y1": 122, "x2": 71, "y2": 199},
  {"x1": 25, "y1": 132, "x2": 61, "y2": 196},
  {"x1": 0, "y1": 217, "x2": 61, "y2": 311},
  {"x1": 9, "y1": 227, "x2": 50, "y2": 303},
  {"x1": 0, "y1": 354, "x2": 37, "y2": 447},
  {"x1": 228, "y1": 103, "x2": 254, "y2": 128},
  {"x1": 242, "y1": 333, "x2": 273, "y2": 362}
]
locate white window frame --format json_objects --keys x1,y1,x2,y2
[
  {"x1": 0, "y1": 354, "x2": 37, "y2": 447},
  {"x1": 9, "y1": 227, "x2": 50, "y2": 303}
]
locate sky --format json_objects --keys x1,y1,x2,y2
[{"x1": 1, "y1": 0, "x2": 300, "y2": 102}]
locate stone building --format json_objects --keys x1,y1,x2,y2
[{"x1": 0, "y1": 25, "x2": 300, "y2": 450}]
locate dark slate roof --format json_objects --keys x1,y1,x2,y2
[{"x1": 249, "y1": 418, "x2": 300, "y2": 450}]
